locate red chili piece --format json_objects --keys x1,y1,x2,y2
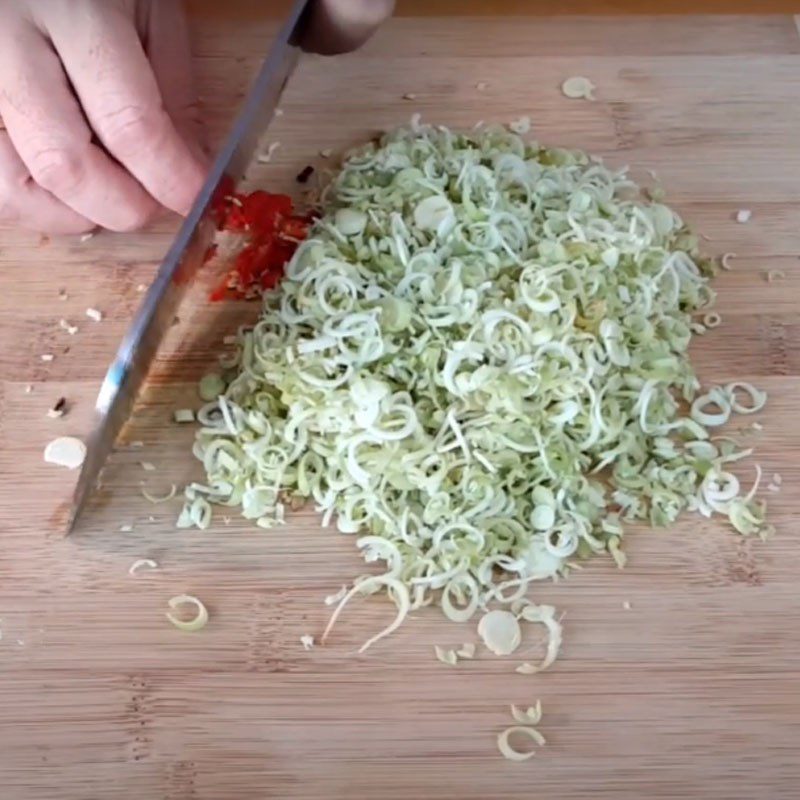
[{"x1": 209, "y1": 186, "x2": 312, "y2": 301}]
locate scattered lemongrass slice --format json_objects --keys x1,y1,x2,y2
[
  {"x1": 319, "y1": 148, "x2": 333, "y2": 158},
  {"x1": 141, "y1": 483, "x2": 177, "y2": 504},
  {"x1": 79, "y1": 232, "x2": 95, "y2": 242},
  {"x1": 24, "y1": 384, "x2": 33, "y2": 394},
  {"x1": 508, "y1": 116, "x2": 531, "y2": 134},
  {"x1": 623, "y1": 600, "x2": 632, "y2": 610},
  {"x1": 257, "y1": 141, "x2": 281, "y2": 164},
  {"x1": 726, "y1": 382, "x2": 767, "y2": 415},
  {"x1": 497, "y1": 726, "x2": 546, "y2": 761},
  {"x1": 735, "y1": 209, "x2": 752, "y2": 223},
  {"x1": 402, "y1": 92, "x2": 417, "y2": 100},
  {"x1": 515, "y1": 662, "x2": 536, "y2": 675},
  {"x1": 434, "y1": 645, "x2": 458, "y2": 665},
  {"x1": 85, "y1": 307, "x2": 103, "y2": 322},
  {"x1": 165, "y1": 595, "x2": 209, "y2": 632},
  {"x1": 720, "y1": 252, "x2": 736, "y2": 270},
  {"x1": 321, "y1": 576, "x2": 410, "y2": 653},
  {"x1": 324, "y1": 585, "x2": 348, "y2": 606},
  {"x1": 140, "y1": 462, "x2": 157, "y2": 472},
  {"x1": 300, "y1": 634, "x2": 315, "y2": 650},
  {"x1": 517, "y1": 603, "x2": 563, "y2": 674},
  {"x1": 607, "y1": 535, "x2": 627, "y2": 569},
  {"x1": 767, "y1": 269, "x2": 786, "y2": 283},
  {"x1": 199, "y1": 373, "x2": 226, "y2": 402},
  {"x1": 510, "y1": 700, "x2": 542, "y2": 726},
  {"x1": 119, "y1": 524, "x2": 134, "y2": 533},
  {"x1": 41, "y1": 354, "x2": 55, "y2": 362},
  {"x1": 478, "y1": 610, "x2": 522, "y2": 656},
  {"x1": 456, "y1": 642, "x2": 476, "y2": 659},
  {"x1": 173, "y1": 408, "x2": 195, "y2": 423},
  {"x1": 44, "y1": 436, "x2": 86, "y2": 469},
  {"x1": 561, "y1": 75, "x2": 596, "y2": 100},
  {"x1": 136, "y1": 284, "x2": 147, "y2": 292},
  {"x1": 129, "y1": 558, "x2": 158, "y2": 575},
  {"x1": 59, "y1": 319, "x2": 78, "y2": 335},
  {"x1": 475, "y1": 81, "x2": 488, "y2": 90},
  {"x1": 772, "y1": 473, "x2": 782, "y2": 486},
  {"x1": 58, "y1": 289, "x2": 68, "y2": 300},
  {"x1": 703, "y1": 312, "x2": 722, "y2": 329}
]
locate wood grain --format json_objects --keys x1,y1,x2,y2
[{"x1": 2, "y1": 10, "x2": 800, "y2": 800}]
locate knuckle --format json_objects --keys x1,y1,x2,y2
[
  {"x1": 29, "y1": 147, "x2": 85, "y2": 196},
  {"x1": 99, "y1": 105, "x2": 163, "y2": 153},
  {"x1": 109, "y1": 201, "x2": 153, "y2": 233}
]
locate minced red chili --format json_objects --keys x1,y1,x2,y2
[{"x1": 208, "y1": 180, "x2": 313, "y2": 301}]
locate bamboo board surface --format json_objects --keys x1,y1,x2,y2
[{"x1": 2, "y1": 10, "x2": 800, "y2": 800}]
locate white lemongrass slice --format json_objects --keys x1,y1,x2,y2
[
  {"x1": 300, "y1": 634, "x2": 315, "y2": 650},
  {"x1": 456, "y1": 642, "x2": 476, "y2": 659},
  {"x1": 141, "y1": 483, "x2": 177, "y2": 504},
  {"x1": 165, "y1": 595, "x2": 209, "y2": 632},
  {"x1": 478, "y1": 610, "x2": 522, "y2": 656},
  {"x1": 44, "y1": 436, "x2": 86, "y2": 470},
  {"x1": 321, "y1": 576, "x2": 410, "y2": 653},
  {"x1": 129, "y1": 558, "x2": 158, "y2": 575},
  {"x1": 497, "y1": 726, "x2": 546, "y2": 761},
  {"x1": 434, "y1": 645, "x2": 458, "y2": 665},
  {"x1": 517, "y1": 603, "x2": 563, "y2": 673},
  {"x1": 510, "y1": 700, "x2": 542, "y2": 725}
]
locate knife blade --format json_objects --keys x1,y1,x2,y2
[{"x1": 67, "y1": 0, "x2": 312, "y2": 533}]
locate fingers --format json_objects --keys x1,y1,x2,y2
[
  {"x1": 43, "y1": 1, "x2": 206, "y2": 217},
  {"x1": 139, "y1": 0, "x2": 208, "y2": 162},
  {"x1": 303, "y1": 0, "x2": 395, "y2": 55},
  {"x1": 0, "y1": 131, "x2": 94, "y2": 234},
  {"x1": 0, "y1": 25, "x2": 158, "y2": 231}
]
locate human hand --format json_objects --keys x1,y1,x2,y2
[
  {"x1": 303, "y1": 0, "x2": 394, "y2": 56},
  {"x1": 0, "y1": 0, "x2": 206, "y2": 234}
]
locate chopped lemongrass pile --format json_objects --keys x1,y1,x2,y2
[
  {"x1": 165, "y1": 595, "x2": 209, "y2": 632},
  {"x1": 181, "y1": 121, "x2": 769, "y2": 656}
]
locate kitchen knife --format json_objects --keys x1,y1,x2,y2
[{"x1": 67, "y1": 0, "x2": 312, "y2": 533}]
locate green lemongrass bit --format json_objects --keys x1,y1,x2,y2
[
  {"x1": 182, "y1": 121, "x2": 767, "y2": 657},
  {"x1": 198, "y1": 373, "x2": 226, "y2": 402}
]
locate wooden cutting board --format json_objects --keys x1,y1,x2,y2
[{"x1": 2, "y1": 8, "x2": 800, "y2": 799}]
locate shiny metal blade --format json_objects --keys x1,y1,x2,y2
[{"x1": 67, "y1": 0, "x2": 312, "y2": 533}]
